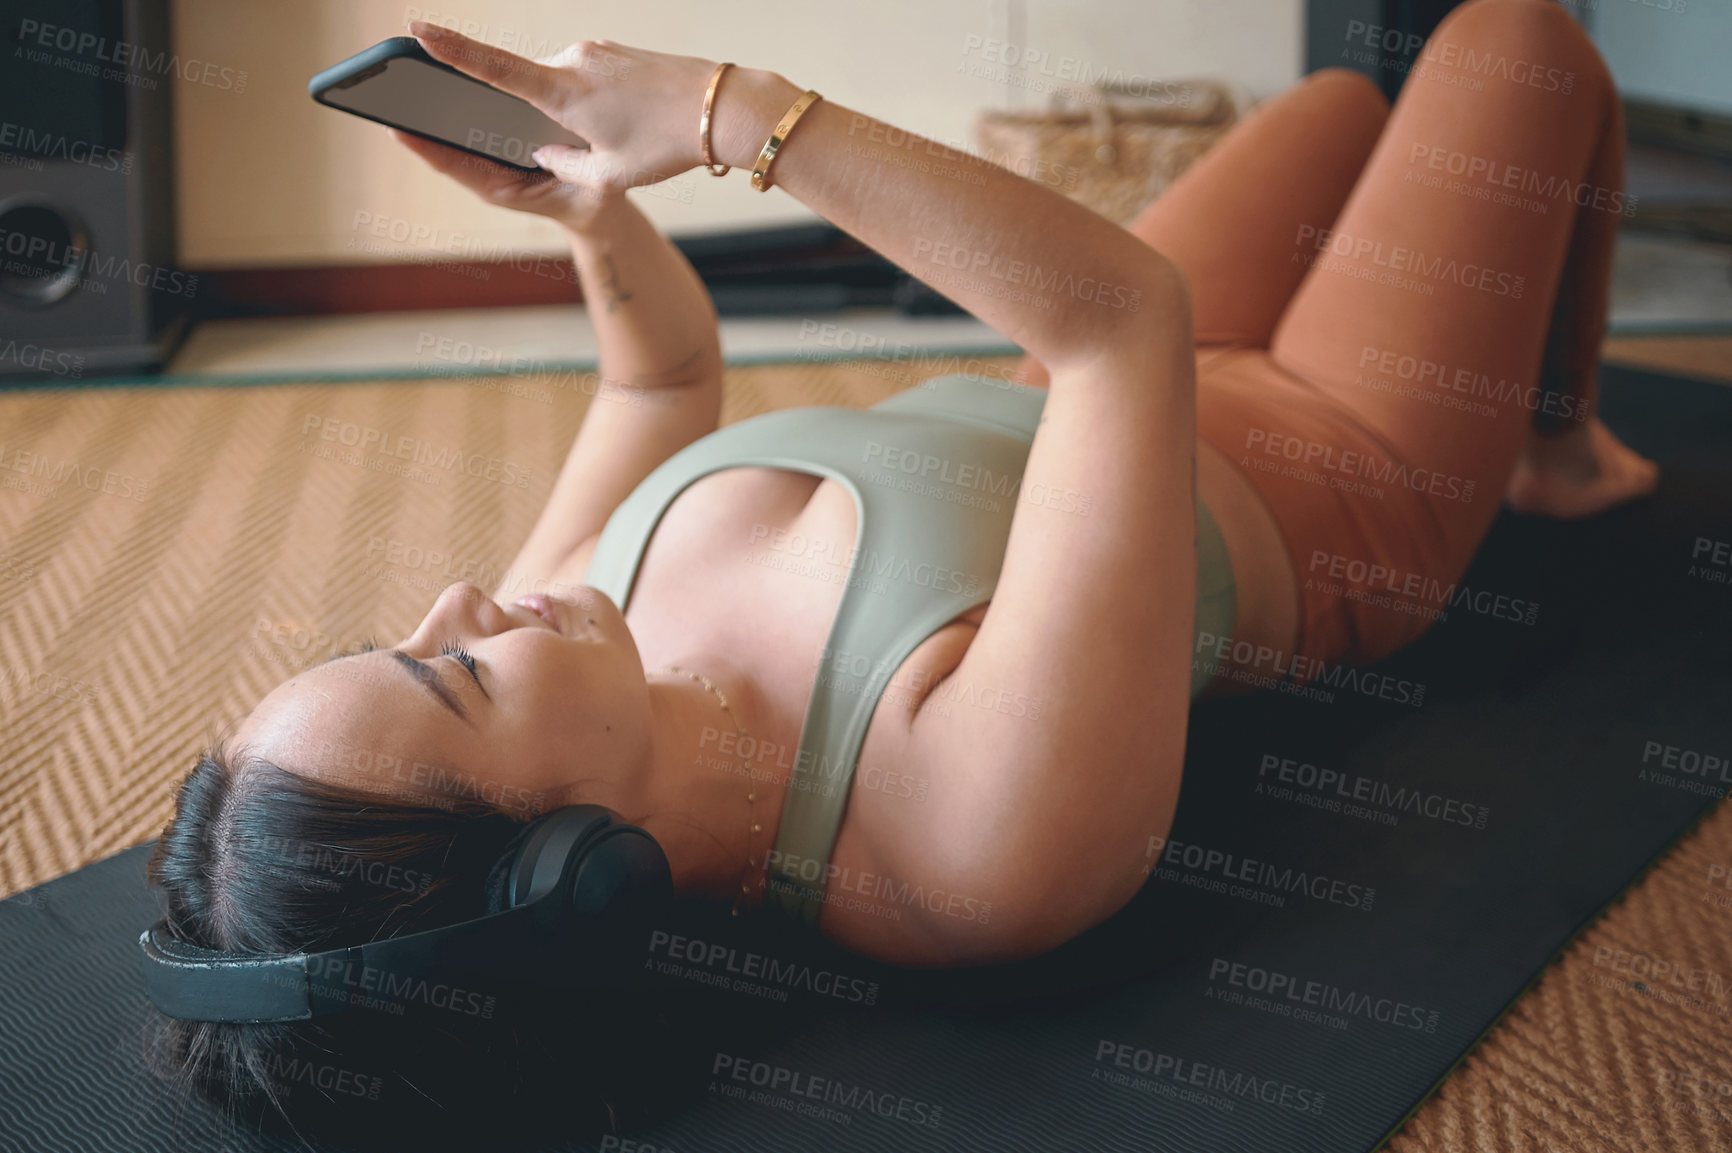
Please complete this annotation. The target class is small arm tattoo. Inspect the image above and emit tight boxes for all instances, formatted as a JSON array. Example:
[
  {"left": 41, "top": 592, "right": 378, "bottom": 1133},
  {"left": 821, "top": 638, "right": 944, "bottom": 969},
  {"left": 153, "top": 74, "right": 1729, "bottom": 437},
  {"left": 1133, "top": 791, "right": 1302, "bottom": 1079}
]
[{"left": 599, "top": 254, "right": 634, "bottom": 314}]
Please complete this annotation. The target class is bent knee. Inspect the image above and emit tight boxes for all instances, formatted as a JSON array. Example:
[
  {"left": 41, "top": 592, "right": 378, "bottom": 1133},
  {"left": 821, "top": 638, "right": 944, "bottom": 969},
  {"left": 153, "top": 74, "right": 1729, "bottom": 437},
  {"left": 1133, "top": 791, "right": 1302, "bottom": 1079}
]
[
  {"left": 1304, "top": 67, "right": 1392, "bottom": 120},
  {"left": 1433, "top": 0, "right": 1615, "bottom": 97},
  {"left": 1292, "top": 68, "right": 1392, "bottom": 144}
]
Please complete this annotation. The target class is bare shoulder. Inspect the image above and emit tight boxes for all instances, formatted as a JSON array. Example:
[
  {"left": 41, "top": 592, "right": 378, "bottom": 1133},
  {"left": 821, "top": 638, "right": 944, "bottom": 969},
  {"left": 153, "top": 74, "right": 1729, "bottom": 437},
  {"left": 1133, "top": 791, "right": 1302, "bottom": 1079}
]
[
  {"left": 816, "top": 332, "right": 1204, "bottom": 965},
  {"left": 815, "top": 606, "right": 1117, "bottom": 967}
]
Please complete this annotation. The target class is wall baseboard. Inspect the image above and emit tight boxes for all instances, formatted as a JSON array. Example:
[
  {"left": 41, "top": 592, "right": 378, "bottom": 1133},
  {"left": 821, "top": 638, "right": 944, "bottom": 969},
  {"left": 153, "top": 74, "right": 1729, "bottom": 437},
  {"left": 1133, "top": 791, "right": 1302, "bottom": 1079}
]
[
  {"left": 1625, "top": 99, "right": 1732, "bottom": 164},
  {"left": 189, "top": 258, "right": 585, "bottom": 319},
  {"left": 185, "top": 224, "right": 953, "bottom": 320}
]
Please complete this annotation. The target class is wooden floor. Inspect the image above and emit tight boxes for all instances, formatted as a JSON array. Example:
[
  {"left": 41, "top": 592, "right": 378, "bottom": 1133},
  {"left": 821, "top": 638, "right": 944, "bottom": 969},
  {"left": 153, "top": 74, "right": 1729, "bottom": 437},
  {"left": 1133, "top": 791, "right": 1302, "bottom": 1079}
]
[{"left": 1603, "top": 335, "right": 1732, "bottom": 384}]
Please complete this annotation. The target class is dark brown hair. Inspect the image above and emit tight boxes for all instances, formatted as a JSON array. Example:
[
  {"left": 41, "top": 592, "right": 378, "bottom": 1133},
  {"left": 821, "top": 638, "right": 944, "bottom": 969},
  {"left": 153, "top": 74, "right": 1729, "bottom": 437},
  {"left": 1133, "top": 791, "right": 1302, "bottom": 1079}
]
[{"left": 144, "top": 739, "right": 661, "bottom": 1150}]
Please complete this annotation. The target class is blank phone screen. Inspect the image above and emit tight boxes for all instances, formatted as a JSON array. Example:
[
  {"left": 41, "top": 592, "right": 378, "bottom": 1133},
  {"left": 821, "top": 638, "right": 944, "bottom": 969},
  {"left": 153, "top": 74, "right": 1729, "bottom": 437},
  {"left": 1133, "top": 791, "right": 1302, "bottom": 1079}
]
[{"left": 322, "top": 56, "right": 587, "bottom": 167}]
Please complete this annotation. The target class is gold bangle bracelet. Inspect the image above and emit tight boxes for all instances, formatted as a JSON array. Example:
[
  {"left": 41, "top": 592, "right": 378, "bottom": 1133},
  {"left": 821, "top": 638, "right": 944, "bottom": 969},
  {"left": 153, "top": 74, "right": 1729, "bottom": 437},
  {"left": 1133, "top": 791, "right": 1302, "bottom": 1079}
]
[
  {"left": 700, "top": 61, "right": 734, "bottom": 176},
  {"left": 751, "top": 88, "right": 822, "bottom": 192}
]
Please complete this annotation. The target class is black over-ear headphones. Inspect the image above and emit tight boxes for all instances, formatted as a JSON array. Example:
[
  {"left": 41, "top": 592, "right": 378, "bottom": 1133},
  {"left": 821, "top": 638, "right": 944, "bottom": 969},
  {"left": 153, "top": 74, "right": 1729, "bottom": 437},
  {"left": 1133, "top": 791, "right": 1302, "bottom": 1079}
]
[{"left": 139, "top": 805, "right": 671, "bottom": 1023}]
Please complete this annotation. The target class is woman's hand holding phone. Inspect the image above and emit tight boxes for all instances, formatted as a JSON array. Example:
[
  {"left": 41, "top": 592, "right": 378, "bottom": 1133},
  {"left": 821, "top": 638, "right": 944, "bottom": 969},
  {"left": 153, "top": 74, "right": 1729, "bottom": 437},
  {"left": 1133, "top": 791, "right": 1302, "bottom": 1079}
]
[
  {"left": 388, "top": 124, "right": 637, "bottom": 234},
  {"left": 399, "top": 21, "right": 773, "bottom": 232}
]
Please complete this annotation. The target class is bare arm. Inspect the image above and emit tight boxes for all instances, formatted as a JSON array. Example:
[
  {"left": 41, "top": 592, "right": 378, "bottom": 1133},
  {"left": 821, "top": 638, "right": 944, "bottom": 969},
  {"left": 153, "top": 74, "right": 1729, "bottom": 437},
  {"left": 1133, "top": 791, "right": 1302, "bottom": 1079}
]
[
  {"left": 407, "top": 26, "right": 1179, "bottom": 378},
  {"left": 703, "top": 68, "right": 1175, "bottom": 375},
  {"left": 389, "top": 130, "right": 725, "bottom": 601},
  {"left": 693, "top": 71, "right": 1196, "bottom": 960},
  {"left": 409, "top": 29, "right": 1200, "bottom": 960},
  {"left": 500, "top": 196, "right": 724, "bottom": 593}
]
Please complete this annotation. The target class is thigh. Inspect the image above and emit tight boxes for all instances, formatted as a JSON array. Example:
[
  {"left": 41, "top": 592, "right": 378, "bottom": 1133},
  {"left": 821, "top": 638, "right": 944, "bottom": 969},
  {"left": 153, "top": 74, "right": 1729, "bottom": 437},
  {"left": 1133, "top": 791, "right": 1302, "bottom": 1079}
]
[
  {"left": 1130, "top": 68, "right": 1388, "bottom": 347},
  {"left": 1196, "top": 348, "right": 1435, "bottom": 676},
  {"left": 1008, "top": 70, "right": 1388, "bottom": 389},
  {"left": 1271, "top": 0, "right": 1621, "bottom": 574}
]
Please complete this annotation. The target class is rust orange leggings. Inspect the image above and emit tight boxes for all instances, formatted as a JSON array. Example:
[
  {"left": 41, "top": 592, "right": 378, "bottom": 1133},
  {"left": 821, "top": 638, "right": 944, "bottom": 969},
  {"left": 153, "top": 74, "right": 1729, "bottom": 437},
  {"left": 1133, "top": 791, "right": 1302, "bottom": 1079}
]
[{"left": 1058, "top": 0, "right": 1622, "bottom": 675}]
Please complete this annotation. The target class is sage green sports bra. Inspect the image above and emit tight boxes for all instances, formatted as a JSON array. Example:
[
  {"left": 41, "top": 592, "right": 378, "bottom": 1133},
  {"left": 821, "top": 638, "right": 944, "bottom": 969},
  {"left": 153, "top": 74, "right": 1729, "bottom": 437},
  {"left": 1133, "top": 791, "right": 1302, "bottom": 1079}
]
[{"left": 584, "top": 373, "right": 1236, "bottom": 926}]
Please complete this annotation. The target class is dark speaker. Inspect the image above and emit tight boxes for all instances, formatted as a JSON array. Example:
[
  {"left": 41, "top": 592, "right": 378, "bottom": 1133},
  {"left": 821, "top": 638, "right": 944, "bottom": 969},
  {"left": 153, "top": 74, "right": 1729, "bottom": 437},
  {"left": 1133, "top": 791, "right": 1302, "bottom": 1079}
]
[{"left": 0, "top": 0, "right": 189, "bottom": 381}]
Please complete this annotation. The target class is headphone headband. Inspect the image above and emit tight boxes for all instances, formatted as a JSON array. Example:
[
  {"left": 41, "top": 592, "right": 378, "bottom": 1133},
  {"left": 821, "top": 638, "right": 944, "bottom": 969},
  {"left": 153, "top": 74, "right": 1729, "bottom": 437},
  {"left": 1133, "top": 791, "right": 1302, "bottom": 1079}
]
[{"left": 139, "top": 805, "right": 670, "bottom": 1023}]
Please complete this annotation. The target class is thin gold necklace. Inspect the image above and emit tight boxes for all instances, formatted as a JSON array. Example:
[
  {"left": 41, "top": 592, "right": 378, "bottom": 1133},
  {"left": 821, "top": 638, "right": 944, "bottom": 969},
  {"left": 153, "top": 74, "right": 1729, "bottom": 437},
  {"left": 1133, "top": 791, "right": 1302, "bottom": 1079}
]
[{"left": 652, "top": 665, "right": 765, "bottom": 916}]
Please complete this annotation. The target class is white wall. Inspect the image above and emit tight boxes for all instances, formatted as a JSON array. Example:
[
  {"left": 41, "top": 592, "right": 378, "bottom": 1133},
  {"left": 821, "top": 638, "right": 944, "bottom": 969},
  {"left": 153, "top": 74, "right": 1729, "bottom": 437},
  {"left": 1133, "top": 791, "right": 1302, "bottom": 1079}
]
[
  {"left": 1589, "top": 0, "right": 1732, "bottom": 116},
  {"left": 170, "top": 0, "right": 1301, "bottom": 268}
]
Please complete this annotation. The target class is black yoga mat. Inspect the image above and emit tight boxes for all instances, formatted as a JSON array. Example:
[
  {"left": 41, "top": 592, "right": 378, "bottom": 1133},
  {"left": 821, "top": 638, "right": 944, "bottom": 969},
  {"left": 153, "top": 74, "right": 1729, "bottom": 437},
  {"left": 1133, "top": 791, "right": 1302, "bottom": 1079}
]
[{"left": 3, "top": 363, "right": 1729, "bottom": 1153}]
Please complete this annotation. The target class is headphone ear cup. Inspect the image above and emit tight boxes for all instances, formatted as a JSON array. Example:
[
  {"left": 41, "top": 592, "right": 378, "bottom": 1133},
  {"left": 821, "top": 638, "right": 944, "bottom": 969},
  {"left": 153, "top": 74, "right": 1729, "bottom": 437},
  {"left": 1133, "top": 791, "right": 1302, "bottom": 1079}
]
[
  {"left": 566, "top": 827, "right": 672, "bottom": 917},
  {"left": 494, "top": 806, "right": 672, "bottom": 919},
  {"left": 484, "top": 822, "right": 541, "bottom": 914}
]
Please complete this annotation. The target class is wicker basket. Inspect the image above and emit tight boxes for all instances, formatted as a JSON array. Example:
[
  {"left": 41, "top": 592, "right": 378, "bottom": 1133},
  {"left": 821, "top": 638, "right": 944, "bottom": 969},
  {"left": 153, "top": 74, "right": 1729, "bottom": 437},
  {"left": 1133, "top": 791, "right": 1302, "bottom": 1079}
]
[{"left": 974, "top": 78, "right": 1253, "bottom": 225}]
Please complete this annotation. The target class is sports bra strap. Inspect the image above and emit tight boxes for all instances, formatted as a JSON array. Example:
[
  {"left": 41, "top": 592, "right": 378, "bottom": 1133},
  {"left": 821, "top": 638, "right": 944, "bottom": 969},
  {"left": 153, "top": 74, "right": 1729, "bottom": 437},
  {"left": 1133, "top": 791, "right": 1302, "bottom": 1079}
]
[{"left": 584, "top": 375, "right": 1234, "bottom": 927}]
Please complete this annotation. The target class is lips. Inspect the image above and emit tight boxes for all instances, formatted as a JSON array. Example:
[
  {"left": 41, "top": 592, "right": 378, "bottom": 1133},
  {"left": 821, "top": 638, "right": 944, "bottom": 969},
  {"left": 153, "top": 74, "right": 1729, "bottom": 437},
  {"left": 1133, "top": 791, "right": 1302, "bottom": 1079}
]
[{"left": 513, "top": 593, "right": 565, "bottom": 635}]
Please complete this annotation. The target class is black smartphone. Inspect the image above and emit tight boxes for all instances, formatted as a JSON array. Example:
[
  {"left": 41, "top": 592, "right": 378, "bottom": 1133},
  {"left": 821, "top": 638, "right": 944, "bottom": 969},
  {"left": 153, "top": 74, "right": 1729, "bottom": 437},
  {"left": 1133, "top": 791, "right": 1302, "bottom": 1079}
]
[{"left": 309, "top": 37, "right": 588, "bottom": 172}]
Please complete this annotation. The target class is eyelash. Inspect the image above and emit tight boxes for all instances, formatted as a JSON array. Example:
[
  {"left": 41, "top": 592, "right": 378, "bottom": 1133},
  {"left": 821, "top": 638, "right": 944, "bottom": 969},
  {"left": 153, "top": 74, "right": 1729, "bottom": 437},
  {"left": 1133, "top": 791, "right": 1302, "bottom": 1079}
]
[
  {"left": 333, "top": 636, "right": 379, "bottom": 660},
  {"left": 440, "top": 638, "right": 481, "bottom": 683}
]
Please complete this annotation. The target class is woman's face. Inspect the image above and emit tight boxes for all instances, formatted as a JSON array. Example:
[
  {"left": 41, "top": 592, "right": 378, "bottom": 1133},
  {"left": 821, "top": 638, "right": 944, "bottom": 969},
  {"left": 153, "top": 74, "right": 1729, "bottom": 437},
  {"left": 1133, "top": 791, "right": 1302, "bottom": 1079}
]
[{"left": 233, "top": 582, "right": 652, "bottom": 815}]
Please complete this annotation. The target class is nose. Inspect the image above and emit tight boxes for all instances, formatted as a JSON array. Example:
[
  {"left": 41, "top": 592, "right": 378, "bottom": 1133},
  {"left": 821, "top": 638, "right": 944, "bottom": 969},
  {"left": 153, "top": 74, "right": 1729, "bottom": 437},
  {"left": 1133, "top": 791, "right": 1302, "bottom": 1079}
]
[{"left": 414, "top": 581, "right": 512, "bottom": 643}]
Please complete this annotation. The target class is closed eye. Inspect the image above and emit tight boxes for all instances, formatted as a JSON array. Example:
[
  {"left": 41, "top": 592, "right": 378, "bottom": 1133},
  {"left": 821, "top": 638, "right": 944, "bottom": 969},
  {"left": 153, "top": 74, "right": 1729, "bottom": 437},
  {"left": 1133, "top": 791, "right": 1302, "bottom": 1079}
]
[
  {"left": 324, "top": 636, "right": 379, "bottom": 663},
  {"left": 440, "top": 638, "right": 487, "bottom": 697}
]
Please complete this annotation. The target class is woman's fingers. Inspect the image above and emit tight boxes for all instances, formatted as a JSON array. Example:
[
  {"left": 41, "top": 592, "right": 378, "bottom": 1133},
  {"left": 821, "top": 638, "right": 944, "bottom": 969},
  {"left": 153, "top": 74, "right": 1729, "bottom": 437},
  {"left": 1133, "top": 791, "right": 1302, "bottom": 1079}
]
[
  {"left": 533, "top": 144, "right": 677, "bottom": 194},
  {"left": 392, "top": 128, "right": 494, "bottom": 179},
  {"left": 530, "top": 144, "right": 594, "bottom": 184},
  {"left": 390, "top": 127, "right": 544, "bottom": 195},
  {"left": 391, "top": 127, "right": 461, "bottom": 169},
  {"left": 407, "top": 21, "right": 565, "bottom": 112}
]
